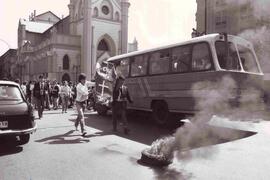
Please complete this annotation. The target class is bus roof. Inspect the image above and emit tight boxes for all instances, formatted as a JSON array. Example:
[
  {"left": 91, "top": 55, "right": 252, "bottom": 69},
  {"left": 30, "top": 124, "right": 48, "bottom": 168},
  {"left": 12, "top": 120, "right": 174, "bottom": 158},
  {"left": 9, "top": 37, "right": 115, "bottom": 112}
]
[{"left": 108, "top": 33, "right": 247, "bottom": 62}]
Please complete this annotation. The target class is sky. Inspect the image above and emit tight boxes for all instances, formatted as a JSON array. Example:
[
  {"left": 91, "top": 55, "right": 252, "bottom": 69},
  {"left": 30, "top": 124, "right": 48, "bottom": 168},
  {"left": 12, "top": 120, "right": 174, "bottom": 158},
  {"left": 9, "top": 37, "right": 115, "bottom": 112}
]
[{"left": 0, "top": 0, "right": 197, "bottom": 56}]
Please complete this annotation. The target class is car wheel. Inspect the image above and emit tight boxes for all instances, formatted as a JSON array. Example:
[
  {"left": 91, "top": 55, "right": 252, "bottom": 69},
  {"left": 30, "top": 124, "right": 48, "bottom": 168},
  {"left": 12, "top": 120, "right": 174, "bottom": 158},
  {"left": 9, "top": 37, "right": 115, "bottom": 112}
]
[{"left": 18, "top": 134, "right": 30, "bottom": 145}]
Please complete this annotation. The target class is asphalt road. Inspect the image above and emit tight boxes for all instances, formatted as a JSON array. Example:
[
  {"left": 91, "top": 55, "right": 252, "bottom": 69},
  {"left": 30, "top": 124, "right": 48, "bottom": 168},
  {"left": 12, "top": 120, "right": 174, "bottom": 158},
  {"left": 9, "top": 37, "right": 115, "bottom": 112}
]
[
  {"left": 0, "top": 108, "right": 270, "bottom": 180},
  {"left": 0, "top": 108, "right": 179, "bottom": 180}
]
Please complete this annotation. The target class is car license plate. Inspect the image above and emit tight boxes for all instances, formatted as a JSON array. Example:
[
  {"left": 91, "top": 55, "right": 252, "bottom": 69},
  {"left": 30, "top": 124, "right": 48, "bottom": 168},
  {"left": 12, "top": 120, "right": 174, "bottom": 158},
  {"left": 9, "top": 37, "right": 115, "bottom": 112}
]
[{"left": 0, "top": 121, "right": 8, "bottom": 128}]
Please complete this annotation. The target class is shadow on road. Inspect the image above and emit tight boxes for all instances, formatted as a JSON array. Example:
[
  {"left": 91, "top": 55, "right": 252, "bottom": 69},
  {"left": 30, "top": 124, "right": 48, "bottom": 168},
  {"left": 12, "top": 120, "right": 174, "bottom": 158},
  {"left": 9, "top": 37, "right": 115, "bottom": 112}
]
[
  {"left": 128, "top": 157, "right": 192, "bottom": 180},
  {"left": 69, "top": 111, "right": 177, "bottom": 145},
  {"left": 68, "top": 111, "right": 257, "bottom": 148},
  {"left": 35, "top": 130, "right": 91, "bottom": 144}
]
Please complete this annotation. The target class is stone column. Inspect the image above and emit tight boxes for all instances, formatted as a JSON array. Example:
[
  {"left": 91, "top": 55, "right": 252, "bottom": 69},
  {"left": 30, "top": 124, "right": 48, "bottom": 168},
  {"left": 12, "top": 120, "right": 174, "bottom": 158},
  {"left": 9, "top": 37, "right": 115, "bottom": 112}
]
[
  {"left": 82, "top": 0, "right": 92, "bottom": 79},
  {"left": 68, "top": 1, "right": 75, "bottom": 35},
  {"left": 121, "top": 0, "right": 130, "bottom": 54}
]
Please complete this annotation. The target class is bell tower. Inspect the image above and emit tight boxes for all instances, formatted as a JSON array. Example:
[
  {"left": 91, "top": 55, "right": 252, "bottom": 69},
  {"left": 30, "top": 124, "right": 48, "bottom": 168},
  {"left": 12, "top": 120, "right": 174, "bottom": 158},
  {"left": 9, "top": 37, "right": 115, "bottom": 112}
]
[
  {"left": 83, "top": 0, "right": 93, "bottom": 78},
  {"left": 120, "top": 0, "right": 130, "bottom": 54}
]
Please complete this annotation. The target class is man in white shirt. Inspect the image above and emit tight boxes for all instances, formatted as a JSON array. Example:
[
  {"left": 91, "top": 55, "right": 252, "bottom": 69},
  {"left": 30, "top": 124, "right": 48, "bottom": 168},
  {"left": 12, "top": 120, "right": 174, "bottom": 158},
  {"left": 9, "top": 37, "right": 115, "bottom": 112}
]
[{"left": 75, "top": 73, "right": 92, "bottom": 136}]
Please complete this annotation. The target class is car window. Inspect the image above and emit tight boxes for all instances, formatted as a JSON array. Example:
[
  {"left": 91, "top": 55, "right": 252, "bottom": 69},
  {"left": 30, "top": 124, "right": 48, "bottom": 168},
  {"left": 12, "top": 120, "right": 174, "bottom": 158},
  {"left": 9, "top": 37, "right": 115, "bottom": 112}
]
[{"left": 0, "top": 85, "right": 23, "bottom": 101}]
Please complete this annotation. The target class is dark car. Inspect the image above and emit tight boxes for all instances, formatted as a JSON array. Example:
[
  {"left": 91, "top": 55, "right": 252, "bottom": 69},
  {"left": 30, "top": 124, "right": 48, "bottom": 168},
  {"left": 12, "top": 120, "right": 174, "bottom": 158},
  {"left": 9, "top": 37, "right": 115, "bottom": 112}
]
[{"left": 0, "top": 80, "right": 36, "bottom": 145}]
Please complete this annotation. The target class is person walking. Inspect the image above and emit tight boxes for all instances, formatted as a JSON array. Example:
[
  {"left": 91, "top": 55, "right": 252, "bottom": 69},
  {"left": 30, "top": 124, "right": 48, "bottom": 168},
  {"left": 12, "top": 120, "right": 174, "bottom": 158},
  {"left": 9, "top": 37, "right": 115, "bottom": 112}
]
[
  {"left": 112, "top": 76, "right": 133, "bottom": 135},
  {"left": 44, "top": 79, "right": 51, "bottom": 110},
  {"left": 33, "top": 75, "right": 45, "bottom": 119},
  {"left": 75, "top": 73, "right": 91, "bottom": 136},
  {"left": 21, "top": 81, "right": 27, "bottom": 96},
  {"left": 26, "top": 81, "right": 32, "bottom": 103},
  {"left": 60, "top": 81, "right": 71, "bottom": 113},
  {"left": 51, "top": 80, "right": 60, "bottom": 110}
]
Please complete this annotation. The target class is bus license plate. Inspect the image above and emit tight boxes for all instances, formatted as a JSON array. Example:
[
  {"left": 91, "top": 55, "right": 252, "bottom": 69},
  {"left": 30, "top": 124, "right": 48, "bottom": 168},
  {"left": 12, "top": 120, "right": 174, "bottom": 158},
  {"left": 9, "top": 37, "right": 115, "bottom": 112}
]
[{"left": 0, "top": 121, "right": 8, "bottom": 128}]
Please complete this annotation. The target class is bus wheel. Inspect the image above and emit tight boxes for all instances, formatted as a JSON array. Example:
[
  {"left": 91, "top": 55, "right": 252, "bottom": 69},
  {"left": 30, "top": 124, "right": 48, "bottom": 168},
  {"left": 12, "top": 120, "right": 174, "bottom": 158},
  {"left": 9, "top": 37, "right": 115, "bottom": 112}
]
[
  {"left": 96, "top": 104, "right": 108, "bottom": 116},
  {"left": 152, "top": 101, "right": 170, "bottom": 126}
]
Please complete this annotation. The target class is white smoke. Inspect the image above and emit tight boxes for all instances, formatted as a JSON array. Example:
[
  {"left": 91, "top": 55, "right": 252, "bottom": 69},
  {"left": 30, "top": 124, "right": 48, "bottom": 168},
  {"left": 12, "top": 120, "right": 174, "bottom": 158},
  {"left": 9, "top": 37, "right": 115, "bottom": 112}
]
[
  {"left": 238, "top": 26, "right": 270, "bottom": 73},
  {"left": 146, "top": 75, "right": 265, "bottom": 162},
  {"left": 226, "top": 0, "right": 270, "bottom": 20},
  {"left": 173, "top": 75, "right": 264, "bottom": 160}
]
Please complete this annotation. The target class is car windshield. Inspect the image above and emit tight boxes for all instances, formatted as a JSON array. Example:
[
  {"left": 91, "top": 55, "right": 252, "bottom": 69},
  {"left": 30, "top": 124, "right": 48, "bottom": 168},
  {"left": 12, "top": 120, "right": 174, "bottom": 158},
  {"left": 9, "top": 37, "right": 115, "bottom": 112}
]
[
  {"left": 215, "top": 41, "right": 241, "bottom": 71},
  {"left": 0, "top": 85, "right": 23, "bottom": 101}
]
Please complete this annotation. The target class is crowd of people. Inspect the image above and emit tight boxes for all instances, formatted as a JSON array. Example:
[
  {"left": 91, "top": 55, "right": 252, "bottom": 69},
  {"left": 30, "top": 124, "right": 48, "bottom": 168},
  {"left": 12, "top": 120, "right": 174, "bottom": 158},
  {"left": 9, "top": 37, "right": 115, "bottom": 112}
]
[
  {"left": 1, "top": 72, "right": 133, "bottom": 136},
  {"left": 9, "top": 75, "right": 96, "bottom": 117}
]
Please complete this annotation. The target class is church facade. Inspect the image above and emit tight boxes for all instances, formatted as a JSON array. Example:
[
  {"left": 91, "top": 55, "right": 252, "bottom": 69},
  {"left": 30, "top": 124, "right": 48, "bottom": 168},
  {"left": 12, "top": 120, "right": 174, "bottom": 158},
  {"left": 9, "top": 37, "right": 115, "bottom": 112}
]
[{"left": 16, "top": 0, "right": 137, "bottom": 82}]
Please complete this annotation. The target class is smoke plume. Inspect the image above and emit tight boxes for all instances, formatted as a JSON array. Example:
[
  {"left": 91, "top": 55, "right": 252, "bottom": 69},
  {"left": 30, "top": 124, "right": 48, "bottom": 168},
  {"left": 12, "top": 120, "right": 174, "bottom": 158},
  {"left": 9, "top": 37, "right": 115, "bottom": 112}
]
[{"left": 145, "top": 0, "right": 270, "bottom": 163}]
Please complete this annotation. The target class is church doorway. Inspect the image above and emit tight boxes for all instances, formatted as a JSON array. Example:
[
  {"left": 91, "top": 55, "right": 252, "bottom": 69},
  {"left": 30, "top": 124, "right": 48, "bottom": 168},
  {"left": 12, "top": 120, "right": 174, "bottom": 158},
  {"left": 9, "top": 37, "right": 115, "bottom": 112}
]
[
  {"left": 96, "top": 35, "right": 116, "bottom": 71},
  {"left": 62, "top": 73, "right": 71, "bottom": 82}
]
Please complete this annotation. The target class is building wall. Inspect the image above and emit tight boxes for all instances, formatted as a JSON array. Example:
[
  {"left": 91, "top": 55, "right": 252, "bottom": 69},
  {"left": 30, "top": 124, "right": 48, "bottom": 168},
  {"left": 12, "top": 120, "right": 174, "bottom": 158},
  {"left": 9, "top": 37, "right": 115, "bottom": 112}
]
[
  {"left": 13, "top": 0, "right": 132, "bottom": 82},
  {"left": 196, "top": 0, "right": 255, "bottom": 35}
]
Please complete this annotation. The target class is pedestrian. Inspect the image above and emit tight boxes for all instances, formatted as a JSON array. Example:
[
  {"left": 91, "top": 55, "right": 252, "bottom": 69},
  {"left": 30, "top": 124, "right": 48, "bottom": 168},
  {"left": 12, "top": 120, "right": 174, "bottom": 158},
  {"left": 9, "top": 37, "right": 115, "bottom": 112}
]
[
  {"left": 112, "top": 76, "right": 133, "bottom": 135},
  {"left": 44, "top": 79, "right": 51, "bottom": 110},
  {"left": 14, "top": 78, "right": 21, "bottom": 85},
  {"left": 30, "top": 81, "right": 35, "bottom": 106},
  {"left": 51, "top": 80, "right": 60, "bottom": 110},
  {"left": 33, "top": 75, "right": 45, "bottom": 119},
  {"left": 60, "top": 81, "right": 71, "bottom": 113},
  {"left": 26, "top": 81, "right": 32, "bottom": 103},
  {"left": 68, "top": 81, "right": 74, "bottom": 108},
  {"left": 75, "top": 73, "right": 91, "bottom": 136},
  {"left": 21, "top": 81, "right": 27, "bottom": 96}
]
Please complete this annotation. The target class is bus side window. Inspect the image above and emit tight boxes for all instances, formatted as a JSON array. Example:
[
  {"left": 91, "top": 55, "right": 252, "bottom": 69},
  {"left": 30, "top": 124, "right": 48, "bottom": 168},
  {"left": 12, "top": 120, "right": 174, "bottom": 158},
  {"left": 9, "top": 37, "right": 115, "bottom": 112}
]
[
  {"left": 192, "top": 43, "right": 212, "bottom": 71},
  {"left": 149, "top": 51, "right": 170, "bottom": 75},
  {"left": 131, "top": 55, "right": 148, "bottom": 77},
  {"left": 120, "top": 59, "right": 130, "bottom": 77},
  {"left": 171, "top": 46, "right": 191, "bottom": 73}
]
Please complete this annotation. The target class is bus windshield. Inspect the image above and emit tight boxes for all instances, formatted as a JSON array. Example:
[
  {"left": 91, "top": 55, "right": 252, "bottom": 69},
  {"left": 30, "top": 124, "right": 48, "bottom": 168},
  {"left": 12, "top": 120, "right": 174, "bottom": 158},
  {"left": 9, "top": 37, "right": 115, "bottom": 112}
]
[
  {"left": 215, "top": 41, "right": 260, "bottom": 73},
  {"left": 237, "top": 44, "right": 260, "bottom": 73},
  {"left": 215, "top": 41, "right": 241, "bottom": 71}
]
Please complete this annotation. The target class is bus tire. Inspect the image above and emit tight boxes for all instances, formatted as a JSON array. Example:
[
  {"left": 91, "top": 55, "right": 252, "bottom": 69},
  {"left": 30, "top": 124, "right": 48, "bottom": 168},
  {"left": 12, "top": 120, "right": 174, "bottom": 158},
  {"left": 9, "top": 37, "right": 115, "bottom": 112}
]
[
  {"left": 152, "top": 101, "right": 170, "bottom": 126},
  {"left": 96, "top": 104, "right": 108, "bottom": 116}
]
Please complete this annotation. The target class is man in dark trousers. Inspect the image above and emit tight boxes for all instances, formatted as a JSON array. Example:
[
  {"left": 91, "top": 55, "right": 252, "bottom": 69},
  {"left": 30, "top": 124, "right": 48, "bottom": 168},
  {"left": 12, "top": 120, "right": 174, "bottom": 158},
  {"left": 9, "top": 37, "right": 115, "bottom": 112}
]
[
  {"left": 33, "top": 75, "right": 45, "bottom": 119},
  {"left": 112, "top": 76, "right": 133, "bottom": 134}
]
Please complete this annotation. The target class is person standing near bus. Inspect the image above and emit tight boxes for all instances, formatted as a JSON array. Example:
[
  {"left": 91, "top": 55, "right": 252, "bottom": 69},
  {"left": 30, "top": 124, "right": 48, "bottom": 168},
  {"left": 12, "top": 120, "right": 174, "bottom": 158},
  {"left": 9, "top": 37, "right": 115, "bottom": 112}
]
[
  {"left": 112, "top": 76, "right": 133, "bottom": 135},
  {"left": 75, "top": 73, "right": 91, "bottom": 136}
]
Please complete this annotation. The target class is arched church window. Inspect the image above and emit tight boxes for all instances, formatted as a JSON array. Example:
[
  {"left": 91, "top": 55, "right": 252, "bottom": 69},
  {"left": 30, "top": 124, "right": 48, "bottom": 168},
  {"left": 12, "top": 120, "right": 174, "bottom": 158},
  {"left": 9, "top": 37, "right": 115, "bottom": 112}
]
[
  {"left": 93, "top": 7, "right": 99, "bottom": 17},
  {"left": 63, "top": 55, "right": 70, "bottom": 70},
  {"left": 102, "top": 5, "right": 110, "bottom": 15},
  {"left": 115, "top": 12, "right": 120, "bottom": 21},
  {"left": 98, "top": 39, "right": 109, "bottom": 51}
]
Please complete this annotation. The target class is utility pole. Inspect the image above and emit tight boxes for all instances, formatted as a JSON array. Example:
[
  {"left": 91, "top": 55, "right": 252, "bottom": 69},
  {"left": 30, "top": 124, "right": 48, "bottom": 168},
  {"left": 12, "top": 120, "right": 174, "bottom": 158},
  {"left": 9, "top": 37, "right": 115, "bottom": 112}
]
[{"left": 205, "top": 0, "right": 207, "bottom": 34}]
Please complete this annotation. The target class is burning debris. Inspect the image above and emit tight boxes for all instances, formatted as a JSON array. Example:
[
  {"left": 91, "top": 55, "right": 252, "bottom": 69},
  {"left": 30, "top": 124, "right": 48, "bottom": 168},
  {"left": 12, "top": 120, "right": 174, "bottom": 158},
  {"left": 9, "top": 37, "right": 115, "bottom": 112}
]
[
  {"left": 140, "top": 136, "right": 175, "bottom": 166},
  {"left": 140, "top": 75, "right": 265, "bottom": 166}
]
